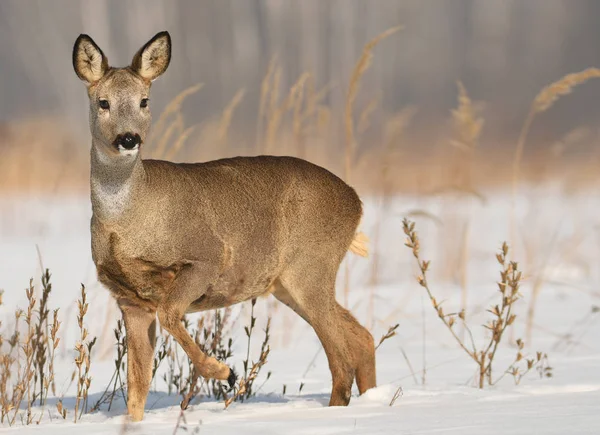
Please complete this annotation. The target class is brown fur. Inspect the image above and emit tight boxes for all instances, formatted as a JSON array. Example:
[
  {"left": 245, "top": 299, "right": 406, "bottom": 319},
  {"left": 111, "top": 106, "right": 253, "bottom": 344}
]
[{"left": 73, "top": 31, "right": 376, "bottom": 421}]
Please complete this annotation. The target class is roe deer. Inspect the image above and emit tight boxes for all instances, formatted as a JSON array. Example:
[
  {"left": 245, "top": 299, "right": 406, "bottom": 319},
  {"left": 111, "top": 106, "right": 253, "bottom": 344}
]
[{"left": 72, "top": 31, "right": 375, "bottom": 421}]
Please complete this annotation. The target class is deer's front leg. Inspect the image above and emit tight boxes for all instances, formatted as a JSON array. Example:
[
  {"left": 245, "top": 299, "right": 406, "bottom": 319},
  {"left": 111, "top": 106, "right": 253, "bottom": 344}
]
[
  {"left": 157, "top": 264, "right": 235, "bottom": 385},
  {"left": 120, "top": 300, "right": 156, "bottom": 422}
]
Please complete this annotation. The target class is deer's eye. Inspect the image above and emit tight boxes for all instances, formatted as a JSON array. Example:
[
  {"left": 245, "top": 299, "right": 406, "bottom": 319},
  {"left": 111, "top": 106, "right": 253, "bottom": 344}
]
[
  {"left": 140, "top": 98, "right": 149, "bottom": 108},
  {"left": 98, "top": 99, "right": 110, "bottom": 110}
]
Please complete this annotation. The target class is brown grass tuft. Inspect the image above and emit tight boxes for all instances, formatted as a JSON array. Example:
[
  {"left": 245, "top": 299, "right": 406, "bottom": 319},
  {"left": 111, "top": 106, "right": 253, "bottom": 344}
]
[
  {"left": 402, "top": 218, "right": 551, "bottom": 389},
  {"left": 73, "top": 284, "right": 96, "bottom": 423}
]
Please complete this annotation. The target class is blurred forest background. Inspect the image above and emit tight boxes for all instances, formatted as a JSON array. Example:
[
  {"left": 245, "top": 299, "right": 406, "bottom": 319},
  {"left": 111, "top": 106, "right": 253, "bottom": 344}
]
[{"left": 2, "top": 0, "right": 600, "bottom": 193}]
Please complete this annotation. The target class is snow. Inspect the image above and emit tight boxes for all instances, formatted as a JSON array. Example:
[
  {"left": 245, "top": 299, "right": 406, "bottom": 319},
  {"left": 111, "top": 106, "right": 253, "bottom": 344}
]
[{"left": 1, "top": 186, "right": 600, "bottom": 434}]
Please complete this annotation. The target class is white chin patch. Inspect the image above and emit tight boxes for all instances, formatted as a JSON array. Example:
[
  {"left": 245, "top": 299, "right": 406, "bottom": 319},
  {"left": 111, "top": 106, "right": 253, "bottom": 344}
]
[{"left": 118, "top": 145, "right": 139, "bottom": 155}]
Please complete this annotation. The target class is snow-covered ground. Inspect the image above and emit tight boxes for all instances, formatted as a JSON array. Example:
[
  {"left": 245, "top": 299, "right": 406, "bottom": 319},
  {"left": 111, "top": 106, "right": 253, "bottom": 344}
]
[{"left": 1, "top": 186, "right": 599, "bottom": 434}]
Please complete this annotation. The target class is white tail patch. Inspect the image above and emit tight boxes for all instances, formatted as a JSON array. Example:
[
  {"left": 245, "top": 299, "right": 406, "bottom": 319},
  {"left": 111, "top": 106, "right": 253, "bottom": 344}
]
[{"left": 349, "top": 232, "right": 369, "bottom": 257}]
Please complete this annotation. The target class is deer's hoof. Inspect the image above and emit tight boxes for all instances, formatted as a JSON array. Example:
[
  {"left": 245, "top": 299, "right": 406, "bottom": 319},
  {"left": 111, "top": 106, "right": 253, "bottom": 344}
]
[{"left": 227, "top": 367, "right": 237, "bottom": 389}]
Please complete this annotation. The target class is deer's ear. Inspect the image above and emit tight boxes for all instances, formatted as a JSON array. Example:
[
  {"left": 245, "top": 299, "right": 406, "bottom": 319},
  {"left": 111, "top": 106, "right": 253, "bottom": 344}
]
[
  {"left": 73, "top": 34, "right": 108, "bottom": 85},
  {"left": 131, "top": 31, "right": 171, "bottom": 82}
]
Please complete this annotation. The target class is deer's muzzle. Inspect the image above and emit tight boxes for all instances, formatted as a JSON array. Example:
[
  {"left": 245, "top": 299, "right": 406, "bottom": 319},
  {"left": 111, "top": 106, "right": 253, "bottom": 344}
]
[{"left": 113, "top": 133, "right": 141, "bottom": 150}]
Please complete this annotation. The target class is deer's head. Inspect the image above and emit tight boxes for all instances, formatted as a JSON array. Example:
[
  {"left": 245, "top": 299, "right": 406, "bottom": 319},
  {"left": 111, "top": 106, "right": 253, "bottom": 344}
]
[{"left": 73, "top": 31, "right": 171, "bottom": 158}]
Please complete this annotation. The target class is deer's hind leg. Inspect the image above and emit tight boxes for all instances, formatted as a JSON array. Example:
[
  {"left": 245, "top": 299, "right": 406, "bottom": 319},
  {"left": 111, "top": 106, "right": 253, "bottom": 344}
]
[{"left": 274, "top": 259, "right": 376, "bottom": 406}]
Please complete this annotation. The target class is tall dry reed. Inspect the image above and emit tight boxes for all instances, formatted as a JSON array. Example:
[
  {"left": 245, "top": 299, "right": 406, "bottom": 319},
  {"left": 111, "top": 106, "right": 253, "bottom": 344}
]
[
  {"left": 510, "top": 68, "right": 600, "bottom": 341},
  {"left": 344, "top": 25, "right": 401, "bottom": 183}
]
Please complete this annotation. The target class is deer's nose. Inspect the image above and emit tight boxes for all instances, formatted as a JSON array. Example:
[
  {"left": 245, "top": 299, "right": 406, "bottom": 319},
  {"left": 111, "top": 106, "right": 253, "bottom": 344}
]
[{"left": 116, "top": 132, "right": 141, "bottom": 150}]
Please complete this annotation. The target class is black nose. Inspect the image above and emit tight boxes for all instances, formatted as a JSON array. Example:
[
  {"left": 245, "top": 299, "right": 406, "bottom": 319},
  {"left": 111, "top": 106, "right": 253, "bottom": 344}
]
[{"left": 116, "top": 132, "right": 141, "bottom": 150}]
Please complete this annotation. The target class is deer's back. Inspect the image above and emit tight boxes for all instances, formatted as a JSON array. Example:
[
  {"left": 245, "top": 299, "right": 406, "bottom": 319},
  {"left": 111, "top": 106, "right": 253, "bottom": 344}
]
[
  {"left": 145, "top": 155, "right": 361, "bottom": 242},
  {"left": 143, "top": 155, "right": 361, "bottom": 259}
]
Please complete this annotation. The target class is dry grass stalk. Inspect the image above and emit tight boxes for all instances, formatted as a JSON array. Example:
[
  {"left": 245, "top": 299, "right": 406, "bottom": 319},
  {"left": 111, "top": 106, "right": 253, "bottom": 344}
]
[
  {"left": 164, "top": 125, "right": 198, "bottom": 161},
  {"left": 153, "top": 113, "right": 184, "bottom": 159},
  {"left": 292, "top": 77, "right": 335, "bottom": 157},
  {"left": 389, "top": 386, "right": 403, "bottom": 406},
  {"left": 12, "top": 281, "right": 36, "bottom": 425},
  {"left": 0, "top": 292, "right": 3, "bottom": 397},
  {"left": 403, "top": 220, "right": 475, "bottom": 356},
  {"left": 152, "top": 84, "right": 203, "bottom": 145},
  {"left": 367, "top": 108, "right": 415, "bottom": 326},
  {"left": 498, "top": 341, "right": 553, "bottom": 385},
  {"left": 552, "top": 305, "right": 599, "bottom": 354},
  {"left": 264, "top": 72, "right": 310, "bottom": 153},
  {"left": 511, "top": 68, "right": 600, "bottom": 253},
  {"left": 458, "top": 222, "right": 470, "bottom": 335},
  {"left": 268, "top": 67, "right": 282, "bottom": 128},
  {"left": 161, "top": 333, "right": 180, "bottom": 396},
  {"left": 218, "top": 89, "right": 246, "bottom": 146},
  {"left": 383, "top": 108, "right": 416, "bottom": 155},
  {"left": 0, "top": 273, "right": 92, "bottom": 426},
  {"left": 92, "top": 318, "right": 127, "bottom": 413},
  {"left": 509, "top": 69, "right": 600, "bottom": 341},
  {"left": 172, "top": 400, "right": 203, "bottom": 435},
  {"left": 400, "top": 347, "right": 419, "bottom": 385},
  {"left": 345, "top": 25, "right": 401, "bottom": 182},
  {"left": 32, "top": 269, "right": 52, "bottom": 407},
  {"left": 533, "top": 68, "right": 600, "bottom": 113},
  {"left": 447, "top": 83, "right": 483, "bottom": 336},
  {"left": 357, "top": 96, "right": 380, "bottom": 135},
  {"left": 196, "top": 308, "right": 235, "bottom": 400},
  {"left": 1, "top": 307, "right": 21, "bottom": 424},
  {"left": 316, "top": 106, "right": 331, "bottom": 135},
  {"left": 179, "top": 371, "right": 200, "bottom": 411},
  {"left": 292, "top": 76, "right": 308, "bottom": 149},
  {"left": 297, "top": 79, "right": 333, "bottom": 157},
  {"left": 258, "top": 64, "right": 283, "bottom": 154},
  {"left": 224, "top": 346, "right": 270, "bottom": 409},
  {"left": 56, "top": 400, "right": 67, "bottom": 420},
  {"left": 239, "top": 302, "right": 271, "bottom": 402},
  {"left": 39, "top": 308, "right": 60, "bottom": 423},
  {"left": 0, "top": 289, "right": 7, "bottom": 423},
  {"left": 450, "top": 81, "right": 483, "bottom": 155},
  {"left": 242, "top": 299, "right": 258, "bottom": 386},
  {"left": 73, "top": 284, "right": 96, "bottom": 423},
  {"left": 150, "top": 84, "right": 204, "bottom": 160},
  {"left": 426, "top": 186, "right": 487, "bottom": 204},
  {"left": 139, "top": 308, "right": 241, "bottom": 407},
  {"left": 524, "top": 226, "right": 561, "bottom": 344},
  {"left": 138, "top": 303, "right": 269, "bottom": 410},
  {"left": 402, "top": 218, "right": 551, "bottom": 389},
  {"left": 375, "top": 324, "right": 399, "bottom": 350},
  {"left": 256, "top": 56, "right": 278, "bottom": 151}
]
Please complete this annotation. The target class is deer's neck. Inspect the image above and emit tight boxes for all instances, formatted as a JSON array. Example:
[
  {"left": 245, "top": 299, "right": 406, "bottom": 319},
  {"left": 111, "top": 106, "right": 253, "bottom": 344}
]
[{"left": 90, "top": 140, "right": 146, "bottom": 223}]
